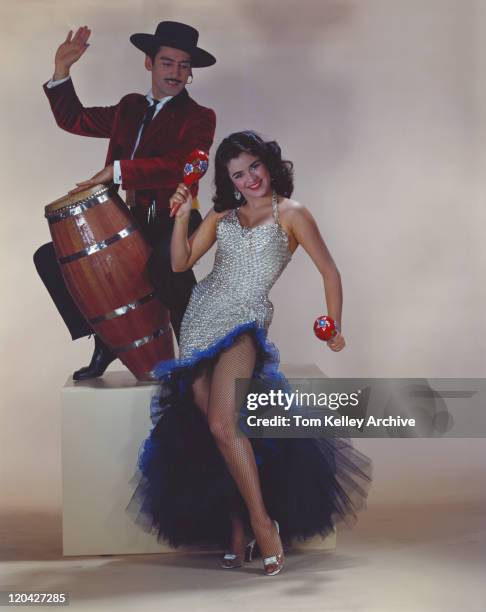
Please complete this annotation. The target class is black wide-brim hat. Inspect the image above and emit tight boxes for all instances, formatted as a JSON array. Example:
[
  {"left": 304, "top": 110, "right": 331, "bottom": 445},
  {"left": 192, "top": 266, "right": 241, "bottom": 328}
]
[{"left": 130, "top": 21, "right": 216, "bottom": 68}]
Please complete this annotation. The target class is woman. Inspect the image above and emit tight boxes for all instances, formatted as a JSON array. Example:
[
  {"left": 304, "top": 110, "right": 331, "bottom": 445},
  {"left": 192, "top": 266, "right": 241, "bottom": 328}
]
[{"left": 128, "top": 131, "right": 372, "bottom": 576}]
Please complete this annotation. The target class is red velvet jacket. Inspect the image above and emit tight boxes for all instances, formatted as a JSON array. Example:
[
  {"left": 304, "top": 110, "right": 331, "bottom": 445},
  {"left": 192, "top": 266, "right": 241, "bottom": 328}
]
[{"left": 43, "top": 78, "right": 216, "bottom": 213}]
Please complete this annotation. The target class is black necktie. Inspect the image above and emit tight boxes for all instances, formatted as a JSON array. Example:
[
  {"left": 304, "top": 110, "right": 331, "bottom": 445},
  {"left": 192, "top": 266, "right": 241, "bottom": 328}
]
[
  {"left": 139, "top": 99, "right": 159, "bottom": 225},
  {"left": 139, "top": 99, "right": 159, "bottom": 142}
]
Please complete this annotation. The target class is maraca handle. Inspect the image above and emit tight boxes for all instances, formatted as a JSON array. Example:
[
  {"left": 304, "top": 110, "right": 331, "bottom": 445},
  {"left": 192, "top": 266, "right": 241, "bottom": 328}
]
[
  {"left": 170, "top": 196, "right": 192, "bottom": 218},
  {"left": 169, "top": 201, "right": 182, "bottom": 218}
]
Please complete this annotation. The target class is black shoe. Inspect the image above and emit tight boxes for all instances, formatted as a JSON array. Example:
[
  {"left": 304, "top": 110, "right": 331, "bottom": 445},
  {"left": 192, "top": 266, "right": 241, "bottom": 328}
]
[{"left": 73, "top": 335, "right": 116, "bottom": 381}]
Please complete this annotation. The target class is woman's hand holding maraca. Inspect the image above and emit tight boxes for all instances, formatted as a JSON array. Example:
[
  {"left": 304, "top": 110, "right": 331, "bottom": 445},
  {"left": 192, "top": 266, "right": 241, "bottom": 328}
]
[
  {"left": 327, "top": 331, "right": 345, "bottom": 352},
  {"left": 169, "top": 183, "right": 192, "bottom": 218},
  {"left": 313, "top": 315, "right": 346, "bottom": 352}
]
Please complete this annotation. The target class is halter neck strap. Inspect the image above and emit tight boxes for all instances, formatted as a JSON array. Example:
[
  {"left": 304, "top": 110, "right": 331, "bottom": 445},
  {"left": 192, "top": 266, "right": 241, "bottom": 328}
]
[{"left": 272, "top": 192, "right": 281, "bottom": 227}]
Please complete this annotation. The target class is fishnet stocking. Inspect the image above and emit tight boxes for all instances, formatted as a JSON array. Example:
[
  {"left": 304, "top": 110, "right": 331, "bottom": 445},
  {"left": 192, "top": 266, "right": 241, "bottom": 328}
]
[{"left": 191, "top": 333, "right": 283, "bottom": 561}]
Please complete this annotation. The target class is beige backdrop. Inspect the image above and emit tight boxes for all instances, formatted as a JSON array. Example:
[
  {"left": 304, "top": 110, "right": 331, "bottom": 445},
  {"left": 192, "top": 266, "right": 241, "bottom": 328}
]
[{"left": 1, "top": 0, "right": 485, "bottom": 512}]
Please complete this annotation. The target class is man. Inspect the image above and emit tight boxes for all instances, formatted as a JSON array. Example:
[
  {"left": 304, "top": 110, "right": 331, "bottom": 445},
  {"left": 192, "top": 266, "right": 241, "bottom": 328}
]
[{"left": 34, "top": 21, "right": 216, "bottom": 380}]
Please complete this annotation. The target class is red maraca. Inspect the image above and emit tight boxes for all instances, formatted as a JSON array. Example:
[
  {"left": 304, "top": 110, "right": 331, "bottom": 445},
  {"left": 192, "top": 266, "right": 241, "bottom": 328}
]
[
  {"left": 183, "top": 149, "right": 209, "bottom": 186},
  {"left": 170, "top": 149, "right": 209, "bottom": 217},
  {"left": 313, "top": 315, "right": 338, "bottom": 341}
]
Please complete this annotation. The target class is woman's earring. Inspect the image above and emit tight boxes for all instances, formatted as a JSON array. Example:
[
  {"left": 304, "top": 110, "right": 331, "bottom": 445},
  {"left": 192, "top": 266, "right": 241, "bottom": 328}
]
[
  {"left": 187, "top": 75, "right": 193, "bottom": 84},
  {"left": 234, "top": 188, "right": 242, "bottom": 201}
]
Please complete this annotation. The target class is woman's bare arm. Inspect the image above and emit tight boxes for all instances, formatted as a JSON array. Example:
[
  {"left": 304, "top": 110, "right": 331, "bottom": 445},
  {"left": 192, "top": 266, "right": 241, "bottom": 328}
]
[
  {"left": 170, "top": 183, "right": 224, "bottom": 272},
  {"left": 171, "top": 209, "right": 223, "bottom": 272},
  {"left": 287, "top": 202, "right": 345, "bottom": 352}
]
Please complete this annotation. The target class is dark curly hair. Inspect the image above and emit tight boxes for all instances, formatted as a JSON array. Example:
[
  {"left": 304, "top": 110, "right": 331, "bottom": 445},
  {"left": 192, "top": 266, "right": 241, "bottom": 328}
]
[{"left": 212, "top": 131, "right": 294, "bottom": 212}]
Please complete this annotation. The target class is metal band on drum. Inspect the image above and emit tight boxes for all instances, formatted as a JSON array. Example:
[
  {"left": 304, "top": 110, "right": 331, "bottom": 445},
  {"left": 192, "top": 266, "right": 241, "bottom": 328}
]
[
  {"left": 88, "top": 292, "right": 156, "bottom": 325},
  {"left": 45, "top": 186, "right": 113, "bottom": 222},
  {"left": 58, "top": 225, "right": 137, "bottom": 264},
  {"left": 46, "top": 192, "right": 111, "bottom": 224},
  {"left": 112, "top": 325, "right": 170, "bottom": 354}
]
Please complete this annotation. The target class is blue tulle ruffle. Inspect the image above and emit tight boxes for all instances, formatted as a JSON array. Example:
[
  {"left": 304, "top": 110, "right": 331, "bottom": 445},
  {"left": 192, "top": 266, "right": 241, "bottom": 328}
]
[{"left": 150, "top": 321, "right": 288, "bottom": 426}]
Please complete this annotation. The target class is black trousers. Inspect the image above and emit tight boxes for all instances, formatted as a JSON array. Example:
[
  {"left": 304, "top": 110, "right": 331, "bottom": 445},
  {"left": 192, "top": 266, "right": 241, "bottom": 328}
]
[{"left": 33, "top": 208, "right": 203, "bottom": 343}]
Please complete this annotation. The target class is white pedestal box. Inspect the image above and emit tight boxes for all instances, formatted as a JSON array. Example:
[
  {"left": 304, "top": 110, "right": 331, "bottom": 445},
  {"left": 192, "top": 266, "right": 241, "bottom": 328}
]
[{"left": 61, "top": 366, "right": 336, "bottom": 556}]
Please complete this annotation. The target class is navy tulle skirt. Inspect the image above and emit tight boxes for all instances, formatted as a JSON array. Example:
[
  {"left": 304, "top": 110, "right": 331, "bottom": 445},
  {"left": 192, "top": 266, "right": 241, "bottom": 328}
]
[{"left": 127, "top": 322, "right": 372, "bottom": 548}]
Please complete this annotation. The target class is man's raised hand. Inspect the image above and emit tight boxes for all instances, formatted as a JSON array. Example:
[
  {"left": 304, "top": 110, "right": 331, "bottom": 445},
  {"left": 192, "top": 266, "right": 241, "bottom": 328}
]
[{"left": 54, "top": 26, "right": 91, "bottom": 80}]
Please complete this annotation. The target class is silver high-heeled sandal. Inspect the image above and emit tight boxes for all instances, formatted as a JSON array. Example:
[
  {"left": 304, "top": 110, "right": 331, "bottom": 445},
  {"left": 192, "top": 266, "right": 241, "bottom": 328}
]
[
  {"left": 262, "top": 520, "right": 284, "bottom": 576},
  {"left": 220, "top": 539, "right": 257, "bottom": 569}
]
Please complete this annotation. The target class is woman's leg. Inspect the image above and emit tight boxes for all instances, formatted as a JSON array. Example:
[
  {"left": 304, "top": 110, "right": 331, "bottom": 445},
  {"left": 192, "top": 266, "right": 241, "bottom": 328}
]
[
  {"left": 207, "top": 333, "right": 283, "bottom": 563},
  {"left": 192, "top": 364, "right": 247, "bottom": 558},
  {"left": 192, "top": 365, "right": 212, "bottom": 418}
]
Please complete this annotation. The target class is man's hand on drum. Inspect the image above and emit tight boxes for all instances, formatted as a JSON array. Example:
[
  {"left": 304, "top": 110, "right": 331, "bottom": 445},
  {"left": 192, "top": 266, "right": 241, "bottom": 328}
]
[
  {"left": 69, "top": 165, "right": 114, "bottom": 195},
  {"left": 54, "top": 26, "right": 91, "bottom": 80},
  {"left": 169, "top": 183, "right": 192, "bottom": 218}
]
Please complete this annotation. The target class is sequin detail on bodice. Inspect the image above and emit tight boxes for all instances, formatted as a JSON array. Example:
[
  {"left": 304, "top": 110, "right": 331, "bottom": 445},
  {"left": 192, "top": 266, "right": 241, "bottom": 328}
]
[{"left": 179, "top": 199, "right": 292, "bottom": 359}]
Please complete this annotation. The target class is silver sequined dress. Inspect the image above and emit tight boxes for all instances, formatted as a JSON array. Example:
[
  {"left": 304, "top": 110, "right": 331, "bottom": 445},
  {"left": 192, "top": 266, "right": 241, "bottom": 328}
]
[
  {"left": 178, "top": 198, "right": 292, "bottom": 359},
  {"left": 129, "top": 197, "right": 372, "bottom": 550}
]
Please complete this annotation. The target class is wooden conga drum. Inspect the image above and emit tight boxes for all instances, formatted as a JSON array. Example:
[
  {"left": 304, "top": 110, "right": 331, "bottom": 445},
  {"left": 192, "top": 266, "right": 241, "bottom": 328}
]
[{"left": 45, "top": 183, "right": 174, "bottom": 380}]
